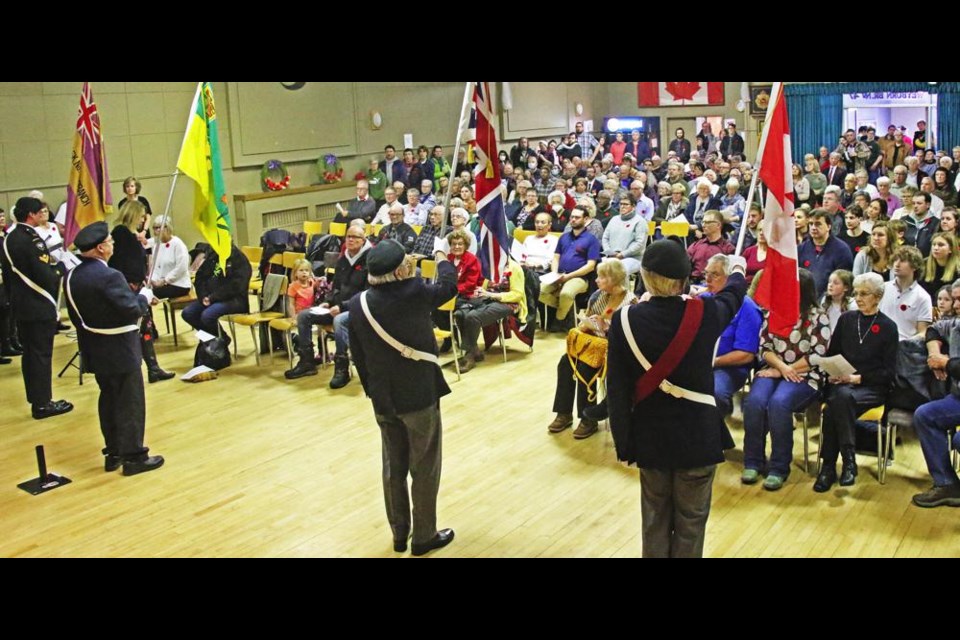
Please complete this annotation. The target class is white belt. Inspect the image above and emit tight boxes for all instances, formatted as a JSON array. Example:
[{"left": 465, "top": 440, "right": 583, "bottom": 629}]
[
  {"left": 359, "top": 290, "right": 439, "bottom": 364},
  {"left": 65, "top": 268, "right": 140, "bottom": 336},
  {"left": 619, "top": 305, "right": 716, "bottom": 406},
  {"left": 2, "top": 233, "right": 59, "bottom": 311}
]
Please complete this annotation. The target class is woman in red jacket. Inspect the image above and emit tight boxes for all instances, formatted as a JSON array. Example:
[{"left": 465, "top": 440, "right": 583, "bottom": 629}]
[{"left": 447, "top": 229, "right": 483, "bottom": 296}]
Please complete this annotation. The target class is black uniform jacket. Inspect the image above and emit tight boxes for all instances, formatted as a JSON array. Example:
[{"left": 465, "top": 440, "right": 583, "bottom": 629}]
[
  {"left": 607, "top": 273, "right": 746, "bottom": 469},
  {"left": 348, "top": 261, "right": 458, "bottom": 416},
  {"left": 0, "top": 223, "right": 61, "bottom": 322},
  {"left": 64, "top": 257, "right": 149, "bottom": 376}
]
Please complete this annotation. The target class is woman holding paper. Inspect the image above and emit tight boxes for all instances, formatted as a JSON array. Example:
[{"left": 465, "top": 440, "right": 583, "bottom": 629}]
[
  {"left": 812, "top": 272, "right": 899, "bottom": 492},
  {"left": 742, "top": 270, "right": 830, "bottom": 491}
]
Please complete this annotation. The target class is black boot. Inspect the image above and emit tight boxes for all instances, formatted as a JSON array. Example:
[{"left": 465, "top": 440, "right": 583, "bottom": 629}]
[
  {"left": 839, "top": 446, "right": 858, "bottom": 486},
  {"left": 142, "top": 338, "right": 175, "bottom": 383},
  {"left": 285, "top": 349, "right": 318, "bottom": 379},
  {"left": 329, "top": 354, "right": 351, "bottom": 389},
  {"left": 1, "top": 341, "right": 22, "bottom": 356},
  {"left": 813, "top": 465, "right": 837, "bottom": 493}
]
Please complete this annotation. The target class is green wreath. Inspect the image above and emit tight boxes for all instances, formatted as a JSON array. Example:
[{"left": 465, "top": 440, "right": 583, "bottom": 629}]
[
  {"left": 261, "top": 159, "right": 290, "bottom": 191},
  {"left": 318, "top": 154, "right": 344, "bottom": 184}
]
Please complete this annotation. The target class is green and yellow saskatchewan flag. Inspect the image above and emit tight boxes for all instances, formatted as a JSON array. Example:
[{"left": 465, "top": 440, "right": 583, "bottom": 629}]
[{"left": 177, "top": 82, "right": 232, "bottom": 270}]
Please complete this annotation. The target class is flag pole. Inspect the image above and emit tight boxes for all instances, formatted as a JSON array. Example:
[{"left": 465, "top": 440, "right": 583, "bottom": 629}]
[
  {"left": 147, "top": 83, "right": 202, "bottom": 283},
  {"left": 439, "top": 81, "right": 475, "bottom": 241},
  {"left": 735, "top": 81, "right": 783, "bottom": 255}
]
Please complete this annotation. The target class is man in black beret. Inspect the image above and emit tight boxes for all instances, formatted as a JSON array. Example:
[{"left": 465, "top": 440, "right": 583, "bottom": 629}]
[
  {"left": 346, "top": 239, "right": 458, "bottom": 556},
  {"left": 606, "top": 240, "right": 748, "bottom": 558},
  {"left": 0, "top": 197, "right": 72, "bottom": 419},
  {"left": 64, "top": 221, "right": 164, "bottom": 476}
]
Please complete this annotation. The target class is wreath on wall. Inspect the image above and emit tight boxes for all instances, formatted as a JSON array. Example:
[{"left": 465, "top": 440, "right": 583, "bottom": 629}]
[
  {"left": 319, "top": 154, "right": 345, "bottom": 184},
  {"left": 261, "top": 159, "right": 291, "bottom": 191}
]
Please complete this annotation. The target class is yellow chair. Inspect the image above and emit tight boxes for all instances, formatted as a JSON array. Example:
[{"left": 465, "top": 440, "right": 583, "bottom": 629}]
[
  {"left": 420, "top": 259, "right": 437, "bottom": 279},
  {"left": 282, "top": 251, "right": 306, "bottom": 274},
  {"left": 303, "top": 220, "right": 323, "bottom": 237},
  {"left": 226, "top": 274, "right": 287, "bottom": 366},
  {"left": 369, "top": 224, "right": 383, "bottom": 238},
  {"left": 412, "top": 225, "right": 423, "bottom": 235},
  {"left": 513, "top": 229, "right": 536, "bottom": 244},
  {"left": 328, "top": 222, "right": 347, "bottom": 237},
  {"left": 802, "top": 404, "right": 890, "bottom": 482},
  {"left": 241, "top": 245, "right": 263, "bottom": 265},
  {"left": 647, "top": 221, "right": 657, "bottom": 238},
  {"left": 434, "top": 295, "right": 460, "bottom": 381},
  {"left": 660, "top": 220, "right": 691, "bottom": 246}
]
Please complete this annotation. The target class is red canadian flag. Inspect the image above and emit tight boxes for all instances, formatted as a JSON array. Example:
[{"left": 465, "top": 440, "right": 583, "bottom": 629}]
[
  {"left": 752, "top": 83, "right": 799, "bottom": 337},
  {"left": 637, "top": 82, "right": 724, "bottom": 106}
]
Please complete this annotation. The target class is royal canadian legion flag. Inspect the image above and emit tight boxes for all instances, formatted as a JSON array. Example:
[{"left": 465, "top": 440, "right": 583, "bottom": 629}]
[{"left": 637, "top": 82, "right": 724, "bottom": 107}]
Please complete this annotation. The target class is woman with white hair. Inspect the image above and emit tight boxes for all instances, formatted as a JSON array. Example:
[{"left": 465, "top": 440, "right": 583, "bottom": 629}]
[
  {"left": 148, "top": 217, "right": 191, "bottom": 300},
  {"left": 448, "top": 208, "right": 478, "bottom": 254},
  {"left": 812, "top": 272, "right": 898, "bottom": 492},
  {"left": 545, "top": 190, "right": 571, "bottom": 232},
  {"left": 719, "top": 178, "right": 746, "bottom": 223},
  {"left": 685, "top": 179, "right": 722, "bottom": 231}
]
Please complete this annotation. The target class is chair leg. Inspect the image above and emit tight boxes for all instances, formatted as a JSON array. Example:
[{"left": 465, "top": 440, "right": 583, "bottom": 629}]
[
  {"left": 285, "top": 331, "right": 294, "bottom": 369},
  {"left": 169, "top": 303, "right": 179, "bottom": 348},
  {"left": 251, "top": 325, "right": 260, "bottom": 366},
  {"left": 450, "top": 309, "right": 460, "bottom": 381},
  {"left": 499, "top": 321, "right": 507, "bottom": 363},
  {"left": 162, "top": 303, "right": 170, "bottom": 334},
  {"left": 800, "top": 413, "right": 809, "bottom": 475},
  {"left": 267, "top": 325, "right": 274, "bottom": 364},
  {"left": 227, "top": 321, "right": 239, "bottom": 358}
]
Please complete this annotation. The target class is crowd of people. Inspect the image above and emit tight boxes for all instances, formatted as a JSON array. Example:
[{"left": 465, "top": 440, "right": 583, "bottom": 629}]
[{"left": 4, "top": 116, "right": 960, "bottom": 557}]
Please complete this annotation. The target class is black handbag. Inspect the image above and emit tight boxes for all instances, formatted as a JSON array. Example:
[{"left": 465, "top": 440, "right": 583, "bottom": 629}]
[{"left": 194, "top": 335, "right": 232, "bottom": 371}]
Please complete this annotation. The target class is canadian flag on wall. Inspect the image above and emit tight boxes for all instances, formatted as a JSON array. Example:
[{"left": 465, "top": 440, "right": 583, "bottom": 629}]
[{"left": 637, "top": 82, "right": 724, "bottom": 106}]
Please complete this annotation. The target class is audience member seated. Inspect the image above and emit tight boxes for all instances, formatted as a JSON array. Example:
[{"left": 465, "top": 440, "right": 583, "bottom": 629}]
[
  {"left": 285, "top": 228, "right": 370, "bottom": 385},
  {"left": 448, "top": 208, "right": 478, "bottom": 254},
  {"left": 812, "top": 273, "right": 898, "bottom": 492},
  {"left": 686, "top": 179, "right": 723, "bottom": 230},
  {"left": 743, "top": 269, "right": 830, "bottom": 491},
  {"left": 402, "top": 188, "right": 429, "bottom": 227},
  {"left": 548, "top": 260, "right": 636, "bottom": 440},
  {"left": 697, "top": 254, "right": 762, "bottom": 418},
  {"left": 376, "top": 205, "right": 418, "bottom": 253},
  {"left": 148, "top": 217, "right": 191, "bottom": 300},
  {"left": 601, "top": 194, "right": 647, "bottom": 275},
  {"left": 820, "top": 269, "right": 857, "bottom": 332},
  {"left": 371, "top": 185, "right": 403, "bottom": 225},
  {"left": 904, "top": 192, "right": 941, "bottom": 256},
  {"left": 687, "top": 210, "right": 734, "bottom": 283},
  {"left": 517, "top": 188, "right": 544, "bottom": 230},
  {"left": 797, "top": 209, "right": 853, "bottom": 297},
  {"left": 853, "top": 221, "right": 897, "bottom": 282},
  {"left": 411, "top": 206, "right": 444, "bottom": 260},
  {"left": 879, "top": 245, "right": 931, "bottom": 341},
  {"left": 182, "top": 243, "right": 252, "bottom": 337},
  {"left": 454, "top": 258, "right": 527, "bottom": 373},
  {"left": 920, "top": 232, "right": 959, "bottom": 301},
  {"left": 741, "top": 225, "right": 766, "bottom": 284},
  {"left": 334, "top": 179, "right": 376, "bottom": 224},
  {"left": 540, "top": 207, "right": 601, "bottom": 332},
  {"left": 911, "top": 281, "right": 960, "bottom": 507},
  {"left": 521, "top": 212, "right": 558, "bottom": 272}
]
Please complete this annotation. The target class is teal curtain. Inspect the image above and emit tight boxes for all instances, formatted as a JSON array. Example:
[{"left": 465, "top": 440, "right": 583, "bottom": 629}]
[
  {"left": 787, "top": 93, "right": 842, "bottom": 163},
  {"left": 785, "top": 83, "right": 932, "bottom": 96},
  {"left": 938, "top": 92, "right": 960, "bottom": 153}
]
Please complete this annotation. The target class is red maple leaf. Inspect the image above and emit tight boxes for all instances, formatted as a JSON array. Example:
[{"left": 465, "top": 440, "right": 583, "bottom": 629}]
[{"left": 664, "top": 82, "right": 701, "bottom": 101}]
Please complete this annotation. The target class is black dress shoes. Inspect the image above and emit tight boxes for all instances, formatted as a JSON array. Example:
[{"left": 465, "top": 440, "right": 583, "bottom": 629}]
[
  {"left": 1, "top": 344, "right": 22, "bottom": 357},
  {"left": 32, "top": 399, "right": 74, "bottom": 420},
  {"left": 104, "top": 455, "right": 122, "bottom": 472},
  {"left": 813, "top": 468, "right": 837, "bottom": 493},
  {"left": 839, "top": 461, "right": 858, "bottom": 487},
  {"left": 122, "top": 455, "right": 165, "bottom": 476},
  {"left": 411, "top": 528, "right": 455, "bottom": 557},
  {"left": 0, "top": 355, "right": 10, "bottom": 365},
  {"left": 394, "top": 533, "right": 410, "bottom": 553}
]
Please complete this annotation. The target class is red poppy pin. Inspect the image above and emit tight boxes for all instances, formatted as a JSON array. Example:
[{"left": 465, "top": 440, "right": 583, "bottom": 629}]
[
  {"left": 900, "top": 304, "right": 907, "bottom": 311},
  {"left": 803, "top": 319, "right": 811, "bottom": 328},
  {"left": 803, "top": 260, "right": 811, "bottom": 267},
  {"left": 544, "top": 239, "right": 549, "bottom": 244},
  {"left": 871, "top": 325, "right": 880, "bottom": 334},
  {"left": 855, "top": 246, "right": 861, "bottom": 252},
  {"left": 355, "top": 265, "right": 362, "bottom": 271}
]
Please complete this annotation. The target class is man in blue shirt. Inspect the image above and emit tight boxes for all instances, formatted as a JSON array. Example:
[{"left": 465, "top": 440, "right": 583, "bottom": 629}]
[
  {"left": 540, "top": 206, "right": 600, "bottom": 331},
  {"left": 700, "top": 254, "right": 762, "bottom": 419},
  {"left": 797, "top": 209, "right": 853, "bottom": 297}
]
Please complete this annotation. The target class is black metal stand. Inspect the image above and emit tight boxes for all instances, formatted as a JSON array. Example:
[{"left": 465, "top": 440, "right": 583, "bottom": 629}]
[
  {"left": 17, "top": 445, "right": 71, "bottom": 495},
  {"left": 57, "top": 350, "right": 83, "bottom": 385}
]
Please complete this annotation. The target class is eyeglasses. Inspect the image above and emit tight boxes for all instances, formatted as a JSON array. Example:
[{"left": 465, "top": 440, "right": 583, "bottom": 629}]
[
  {"left": 704, "top": 271, "right": 724, "bottom": 280},
  {"left": 346, "top": 235, "right": 365, "bottom": 240}
]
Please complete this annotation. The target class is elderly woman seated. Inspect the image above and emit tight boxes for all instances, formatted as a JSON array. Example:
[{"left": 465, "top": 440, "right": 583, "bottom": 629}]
[
  {"left": 148, "top": 216, "right": 192, "bottom": 300},
  {"left": 454, "top": 258, "right": 527, "bottom": 372},
  {"left": 812, "top": 272, "right": 899, "bottom": 492},
  {"left": 547, "top": 260, "right": 637, "bottom": 440}
]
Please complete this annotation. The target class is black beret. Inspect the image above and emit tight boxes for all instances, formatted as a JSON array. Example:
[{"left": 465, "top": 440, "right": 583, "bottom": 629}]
[
  {"left": 367, "top": 239, "right": 406, "bottom": 276},
  {"left": 74, "top": 221, "right": 110, "bottom": 252},
  {"left": 642, "top": 239, "right": 691, "bottom": 280}
]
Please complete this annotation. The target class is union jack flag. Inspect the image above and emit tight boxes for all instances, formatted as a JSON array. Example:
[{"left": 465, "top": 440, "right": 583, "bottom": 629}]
[{"left": 470, "top": 82, "right": 510, "bottom": 282}]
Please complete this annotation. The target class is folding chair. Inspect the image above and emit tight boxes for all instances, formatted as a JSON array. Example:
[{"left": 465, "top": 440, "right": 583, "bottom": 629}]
[{"left": 226, "top": 273, "right": 288, "bottom": 366}]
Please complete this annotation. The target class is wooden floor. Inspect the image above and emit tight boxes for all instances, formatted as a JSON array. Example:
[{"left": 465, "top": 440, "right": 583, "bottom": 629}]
[{"left": 1, "top": 311, "right": 958, "bottom": 558}]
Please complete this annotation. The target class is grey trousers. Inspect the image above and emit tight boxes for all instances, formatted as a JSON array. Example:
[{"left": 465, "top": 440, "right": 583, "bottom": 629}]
[
  {"left": 455, "top": 301, "right": 512, "bottom": 352},
  {"left": 640, "top": 465, "right": 717, "bottom": 558},
  {"left": 375, "top": 403, "right": 443, "bottom": 546}
]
